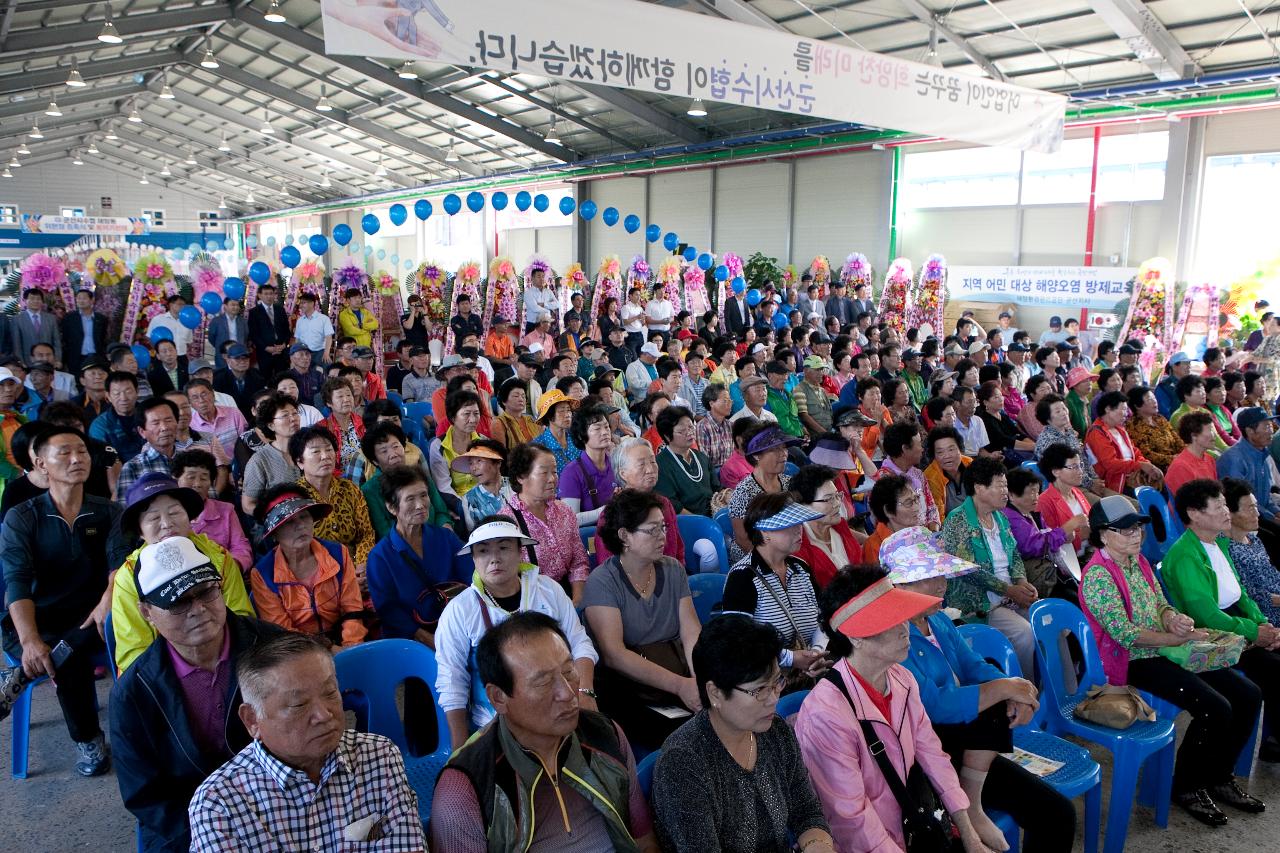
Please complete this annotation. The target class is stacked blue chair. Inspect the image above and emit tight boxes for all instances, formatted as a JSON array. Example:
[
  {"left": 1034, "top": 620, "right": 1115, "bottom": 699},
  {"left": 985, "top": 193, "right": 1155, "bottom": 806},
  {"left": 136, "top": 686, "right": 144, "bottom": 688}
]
[
  {"left": 334, "top": 640, "right": 453, "bottom": 825},
  {"left": 580, "top": 525, "right": 598, "bottom": 569},
  {"left": 688, "top": 573, "right": 728, "bottom": 624},
  {"left": 1134, "top": 486, "right": 1180, "bottom": 567},
  {"left": 958, "top": 623, "right": 1103, "bottom": 853},
  {"left": 387, "top": 390, "right": 406, "bottom": 415},
  {"left": 1027, "top": 599, "right": 1175, "bottom": 853},
  {"left": 404, "top": 401, "right": 434, "bottom": 430},
  {"left": 1019, "top": 459, "right": 1048, "bottom": 489},
  {"left": 774, "top": 688, "right": 809, "bottom": 722},
  {"left": 637, "top": 749, "right": 660, "bottom": 798},
  {"left": 676, "top": 514, "right": 730, "bottom": 574},
  {"left": 713, "top": 508, "right": 733, "bottom": 540}
]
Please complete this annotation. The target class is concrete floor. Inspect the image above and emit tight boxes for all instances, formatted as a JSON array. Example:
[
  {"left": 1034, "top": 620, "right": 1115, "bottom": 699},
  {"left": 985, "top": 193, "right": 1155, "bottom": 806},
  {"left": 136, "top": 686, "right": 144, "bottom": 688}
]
[{"left": 2, "top": 675, "right": 1279, "bottom": 852}]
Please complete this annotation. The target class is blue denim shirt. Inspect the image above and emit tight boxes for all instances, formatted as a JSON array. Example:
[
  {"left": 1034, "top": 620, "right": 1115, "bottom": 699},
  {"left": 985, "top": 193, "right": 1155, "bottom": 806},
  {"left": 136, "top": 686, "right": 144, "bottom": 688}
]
[{"left": 1218, "top": 439, "right": 1279, "bottom": 520}]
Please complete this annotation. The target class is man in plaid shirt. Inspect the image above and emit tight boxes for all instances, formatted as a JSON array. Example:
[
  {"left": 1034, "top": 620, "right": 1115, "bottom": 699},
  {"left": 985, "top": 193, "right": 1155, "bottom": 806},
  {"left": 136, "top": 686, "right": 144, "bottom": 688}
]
[{"left": 188, "top": 633, "right": 424, "bottom": 851}]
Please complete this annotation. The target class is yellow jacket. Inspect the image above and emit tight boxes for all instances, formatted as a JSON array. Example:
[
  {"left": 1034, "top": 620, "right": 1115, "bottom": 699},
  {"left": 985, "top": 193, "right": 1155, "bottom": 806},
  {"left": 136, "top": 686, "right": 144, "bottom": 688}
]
[
  {"left": 110, "top": 533, "right": 255, "bottom": 673},
  {"left": 923, "top": 456, "right": 971, "bottom": 517},
  {"left": 338, "top": 306, "right": 379, "bottom": 347}
]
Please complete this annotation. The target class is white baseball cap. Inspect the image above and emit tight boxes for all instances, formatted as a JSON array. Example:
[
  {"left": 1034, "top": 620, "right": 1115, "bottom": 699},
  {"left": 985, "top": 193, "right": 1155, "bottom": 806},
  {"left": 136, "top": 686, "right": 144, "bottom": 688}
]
[
  {"left": 0, "top": 367, "right": 17, "bottom": 384},
  {"left": 135, "top": 536, "right": 221, "bottom": 608},
  {"left": 457, "top": 520, "right": 538, "bottom": 555},
  {"left": 640, "top": 342, "right": 662, "bottom": 358}
]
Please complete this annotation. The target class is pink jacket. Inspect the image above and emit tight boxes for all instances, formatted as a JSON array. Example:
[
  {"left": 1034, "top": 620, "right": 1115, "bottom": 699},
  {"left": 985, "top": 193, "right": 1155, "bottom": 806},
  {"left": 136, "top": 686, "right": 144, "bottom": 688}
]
[
  {"left": 795, "top": 660, "right": 968, "bottom": 853},
  {"left": 191, "top": 498, "right": 253, "bottom": 573}
]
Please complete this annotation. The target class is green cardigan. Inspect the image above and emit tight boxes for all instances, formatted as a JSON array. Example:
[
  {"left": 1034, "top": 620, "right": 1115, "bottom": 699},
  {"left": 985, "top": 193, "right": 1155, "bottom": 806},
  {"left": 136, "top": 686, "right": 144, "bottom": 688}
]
[
  {"left": 941, "top": 497, "right": 1025, "bottom": 617},
  {"left": 1162, "top": 529, "right": 1265, "bottom": 642}
]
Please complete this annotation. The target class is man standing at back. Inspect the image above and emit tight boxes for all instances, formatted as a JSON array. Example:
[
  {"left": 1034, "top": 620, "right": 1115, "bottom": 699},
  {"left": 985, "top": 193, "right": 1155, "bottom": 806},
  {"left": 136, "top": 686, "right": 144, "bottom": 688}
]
[
  {"left": 61, "top": 288, "right": 107, "bottom": 375},
  {"left": 13, "top": 288, "right": 62, "bottom": 368},
  {"left": 206, "top": 297, "right": 248, "bottom": 371},
  {"left": 247, "top": 284, "right": 291, "bottom": 379}
]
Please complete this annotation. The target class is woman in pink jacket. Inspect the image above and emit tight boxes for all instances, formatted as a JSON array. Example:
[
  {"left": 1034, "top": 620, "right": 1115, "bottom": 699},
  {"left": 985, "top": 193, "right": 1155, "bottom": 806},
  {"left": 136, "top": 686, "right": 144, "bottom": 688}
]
[{"left": 795, "top": 565, "right": 1001, "bottom": 853}]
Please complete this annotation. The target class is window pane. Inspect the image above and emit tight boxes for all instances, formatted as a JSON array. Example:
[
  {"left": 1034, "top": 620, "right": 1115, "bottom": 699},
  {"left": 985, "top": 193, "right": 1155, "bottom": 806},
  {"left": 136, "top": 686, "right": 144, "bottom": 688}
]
[
  {"left": 1096, "top": 131, "right": 1167, "bottom": 202},
  {"left": 1020, "top": 137, "right": 1094, "bottom": 205},
  {"left": 901, "top": 147, "right": 1021, "bottom": 208},
  {"left": 1196, "top": 152, "right": 1280, "bottom": 283}
]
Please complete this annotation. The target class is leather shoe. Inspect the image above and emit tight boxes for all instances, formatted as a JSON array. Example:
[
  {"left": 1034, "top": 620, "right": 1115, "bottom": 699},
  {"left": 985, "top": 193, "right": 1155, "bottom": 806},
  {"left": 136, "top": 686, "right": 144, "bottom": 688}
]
[
  {"left": 1210, "top": 780, "right": 1266, "bottom": 814},
  {"left": 1258, "top": 737, "right": 1280, "bottom": 763},
  {"left": 1175, "top": 789, "right": 1228, "bottom": 827}
]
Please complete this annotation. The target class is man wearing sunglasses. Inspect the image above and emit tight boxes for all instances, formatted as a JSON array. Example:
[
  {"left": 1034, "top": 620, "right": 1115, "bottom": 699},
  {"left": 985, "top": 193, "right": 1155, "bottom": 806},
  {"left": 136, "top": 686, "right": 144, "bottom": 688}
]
[{"left": 110, "top": 536, "right": 283, "bottom": 853}]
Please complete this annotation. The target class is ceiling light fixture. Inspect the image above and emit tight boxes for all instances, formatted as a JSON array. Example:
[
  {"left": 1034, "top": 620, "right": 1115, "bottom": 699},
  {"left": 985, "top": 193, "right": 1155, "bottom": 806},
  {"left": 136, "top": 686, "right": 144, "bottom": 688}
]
[
  {"left": 217, "top": 133, "right": 231, "bottom": 152},
  {"left": 139, "top": 173, "right": 149, "bottom": 185},
  {"left": 926, "top": 25, "right": 942, "bottom": 67},
  {"left": 545, "top": 118, "right": 561, "bottom": 146},
  {"left": 260, "top": 110, "right": 274, "bottom": 135},
  {"left": 687, "top": 98, "right": 707, "bottom": 117},
  {"left": 315, "top": 85, "right": 333, "bottom": 112},
  {"left": 245, "top": 189, "right": 255, "bottom": 205},
  {"left": 444, "top": 140, "right": 458, "bottom": 162},
  {"left": 320, "top": 171, "right": 331, "bottom": 188},
  {"left": 7, "top": 156, "right": 20, "bottom": 169},
  {"left": 264, "top": 0, "right": 287, "bottom": 23},
  {"left": 97, "top": 4, "right": 122, "bottom": 44},
  {"left": 127, "top": 105, "right": 142, "bottom": 123},
  {"left": 16, "top": 141, "right": 30, "bottom": 155},
  {"left": 87, "top": 140, "right": 100, "bottom": 154},
  {"left": 2, "top": 168, "right": 12, "bottom": 179},
  {"left": 217, "top": 196, "right": 227, "bottom": 210},
  {"left": 397, "top": 61, "right": 417, "bottom": 79},
  {"left": 45, "top": 101, "right": 62, "bottom": 117},
  {"left": 200, "top": 41, "right": 219, "bottom": 69},
  {"left": 159, "top": 74, "right": 175, "bottom": 99},
  {"left": 104, "top": 125, "right": 118, "bottom": 140},
  {"left": 160, "top": 162, "right": 172, "bottom": 176},
  {"left": 66, "top": 59, "right": 86, "bottom": 88},
  {"left": 29, "top": 122, "right": 43, "bottom": 139},
  {"left": 184, "top": 147, "right": 197, "bottom": 165},
  {"left": 73, "top": 152, "right": 85, "bottom": 165},
  {"left": 375, "top": 156, "right": 387, "bottom": 177}
]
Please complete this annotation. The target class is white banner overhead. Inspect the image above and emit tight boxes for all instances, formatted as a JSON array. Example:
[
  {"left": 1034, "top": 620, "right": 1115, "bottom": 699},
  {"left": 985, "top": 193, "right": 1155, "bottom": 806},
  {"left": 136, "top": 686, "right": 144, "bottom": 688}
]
[
  {"left": 950, "top": 266, "right": 1137, "bottom": 309},
  {"left": 319, "top": 0, "right": 1066, "bottom": 153}
]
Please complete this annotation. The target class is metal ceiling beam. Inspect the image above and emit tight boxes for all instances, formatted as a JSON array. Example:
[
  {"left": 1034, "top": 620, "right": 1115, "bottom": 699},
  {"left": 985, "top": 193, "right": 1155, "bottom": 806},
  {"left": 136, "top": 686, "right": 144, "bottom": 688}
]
[
  {"left": 0, "top": 82, "right": 145, "bottom": 122},
  {"left": 133, "top": 106, "right": 366, "bottom": 197},
  {"left": 0, "top": 106, "right": 120, "bottom": 140},
  {"left": 187, "top": 60, "right": 483, "bottom": 178},
  {"left": 0, "top": 5, "right": 229, "bottom": 54},
  {"left": 232, "top": 5, "right": 574, "bottom": 162},
  {"left": 1090, "top": 0, "right": 1199, "bottom": 81},
  {"left": 479, "top": 77, "right": 640, "bottom": 148},
  {"left": 897, "top": 0, "right": 1006, "bottom": 81},
  {"left": 0, "top": 121, "right": 104, "bottom": 149},
  {"left": 24, "top": 141, "right": 240, "bottom": 204},
  {"left": 0, "top": 50, "right": 182, "bottom": 97},
  {"left": 681, "top": 0, "right": 786, "bottom": 30},
  {"left": 158, "top": 83, "right": 417, "bottom": 188},
  {"left": 564, "top": 82, "right": 704, "bottom": 143}
]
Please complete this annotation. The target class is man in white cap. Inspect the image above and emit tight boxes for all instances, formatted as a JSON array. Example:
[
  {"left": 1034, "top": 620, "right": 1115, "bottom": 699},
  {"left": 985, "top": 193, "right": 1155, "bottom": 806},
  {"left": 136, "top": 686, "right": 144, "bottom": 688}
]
[
  {"left": 111, "top": 536, "right": 284, "bottom": 853},
  {"left": 626, "top": 342, "right": 662, "bottom": 405}
]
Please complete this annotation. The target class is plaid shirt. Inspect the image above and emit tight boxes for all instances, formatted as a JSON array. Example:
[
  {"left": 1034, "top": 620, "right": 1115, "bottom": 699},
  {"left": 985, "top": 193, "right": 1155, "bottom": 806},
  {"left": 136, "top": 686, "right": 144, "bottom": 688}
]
[
  {"left": 695, "top": 413, "right": 734, "bottom": 469},
  {"left": 189, "top": 731, "right": 424, "bottom": 851},
  {"left": 88, "top": 407, "right": 144, "bottom": 462},
  {"left": 114, "top": 443, "right": 173, "bottom": 502}
]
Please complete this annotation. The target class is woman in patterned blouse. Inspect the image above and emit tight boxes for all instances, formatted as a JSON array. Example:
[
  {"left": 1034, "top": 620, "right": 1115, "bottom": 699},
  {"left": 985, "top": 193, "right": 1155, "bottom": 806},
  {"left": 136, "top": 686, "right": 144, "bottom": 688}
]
[
  {"left": 289, "top": 426, "right": 376, "bottom": 577},
  {"left": 1224, "top": 477, "right": 1280, "bottom": 629},
  {"left": 499, "top": 442, "right": 591, "bottom": 605},
  {"left": 531, "top": 389, "right": 582, "bottom": 474},
  {"left": 1125, "top": 386, "right": 1184, "bottom": 471}
]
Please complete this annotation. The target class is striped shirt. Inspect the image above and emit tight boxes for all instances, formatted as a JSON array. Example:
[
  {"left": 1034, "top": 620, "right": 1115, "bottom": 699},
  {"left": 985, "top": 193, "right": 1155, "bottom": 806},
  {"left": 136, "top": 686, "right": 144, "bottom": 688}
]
[
  {"left": 189, "top": 730, "right": 424, "bottom": 851},
  {"left": 722, "top": 552, "right": 821, "bottom": 655}
]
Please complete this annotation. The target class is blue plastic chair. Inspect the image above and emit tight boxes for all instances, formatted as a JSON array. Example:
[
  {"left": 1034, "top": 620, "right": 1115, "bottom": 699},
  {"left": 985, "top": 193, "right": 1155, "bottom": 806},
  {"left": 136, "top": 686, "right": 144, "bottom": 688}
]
[
  {"left": 334, "top": 640, "right": 452, "bottom": 825},
  {"left": 676, "top": 514, "right": 730, "bottom": 574},
  {"left": 1134, "top": 486, "right": 1180, "bottom": 567},
  {"left": 5, "top": 650, "right": 43, "bottom": 780},
  {"left": 387, "top": 390, "right": 406, "bottom": 415},
  {"left": 688, "top": 573, "right": 728, "bottom": 625},
  {"left": 1019, "top": 458, "right": 1048, "bottom": 489},
  {"left": 104, "top": 611, "right": 118, "bottom": 683},
  {"left": 775, "top": 688, "right": 809, "bottom": 722},
  {"left": 637, "top": 749, "right": 660, "bottom": 798},
  {"left": 713, "top": 507, "right": 733, "bottom": 540},
  {"left": 580, "top": 525, "right": 598, "bottom": 569},
  {"left": 404, "top": 401, "right": 434, "bottom": 429},
  {"left": 1027, "top": 599, "right": 1174, "bottom": 853},
  {"left": 958, "top": 623, "right": 1103, "bottom": 853},
  {"left": 783, "top": 461, "right": 800, "bottom": 478}
]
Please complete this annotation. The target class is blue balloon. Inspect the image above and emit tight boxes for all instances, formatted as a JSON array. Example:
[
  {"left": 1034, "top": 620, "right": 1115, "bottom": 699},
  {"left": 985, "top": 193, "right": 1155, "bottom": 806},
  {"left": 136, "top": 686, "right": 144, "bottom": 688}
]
[
  {"left": 188, "top": 242, "right": 201, "bottom": 254},
  {"left": 206, "top": 239, "right": 222, "bottom": 251},
  {"left": 245, "top": 235, "right": 259, "bottom": 249},
  {"left": 149, "top": 326, "right": 173, "bottom": 344},
  {"left": 414, "top": 198, "right": 432, "bottom": 220},
  {"left": 747, "top": 288, "right": 762, "bottom": 307},
  {"left": 533, "top": 194, "right": 549, "bottom": 212},
  {"left": 361, "top": 213, "right": 380, "bottom": 235},
  {"left": 178, "top": 305, "right": 202, "bottom": 330},
  {"left": 732, "top": 276, "right": 746, "bottom": 294},
  {"left": 308, "top": 234, "right": 329, "bottom": 256},
  {"left": 223, "top": 277, "right": 245, "bottom": 300},
  {"left": 131, "top": 344, "right": 151, "bottom": 370},
  {"left": 466, "top": 191, "right": 485, "bottom": 213},
  {"left": 646, "top": 224, "right": 661, "bottom": 243},
  {"left": 663, "top": 232, "right": 679, "bottom": 251},
  {"left": 332, "top": 223, "right": 352, "bottom": 247},
  {"left": 388, "top": 203, "right": 407, "bottom": 226},
  {"left": 364, "top": 245, "right": 373, "bottom": 256},
  {"left": 298, "top": 235, "right": 308, "bottom": 247},
  {"left": 349, "top": 242, "right": 360, "bottom": 254},
  {"left": 279, "top": 245, "right": 301, "bottom": 268},
  {"left": 284, "top": 234, "right": 294, "bottom": 247},
  {"left": 199, "top": 291, "right": 223, "bottom": 314},
  {"left": 377, "top": 249, "right": 386, "bottom": 260},
  {"left": 443, "top": 193, "right": 462, "bottom": 215},
  {"left": 682, "top": 246, "right": 697, "bottom": 262},
  {"left": 697, "top": 253, "right": 713, "bottom": 271},
  {"left": 624, "top": 214, "right": 641, "bottom": 234},
  {"left": 390, "top": 254, "right": 399, "bottom": 265},
  {"left": 265, "top": 236, "right": 276, "bottom": 247},
  {"left": 558, "top": 196, "right": 576, "bottom": 216},
  {"left": 714, "top": 265, "right": 729, "bottom": 282},
  {"left": 579, "top": 200, "right": 597, "bottom": 221},
  {"left": 491, "top": 191, "right": 509, "bottom": 211},
  {"left": 405, "top": 259, "right": 414, "bottom": 270},
  {"left": 515, "top": 191, "right": 532, "bottom": 211},
  {"left": 602, "top": 207, "right": 619, "bottom": 227},
  {"left": 172, "top": 250, "right": 185, "bottom": 261},
  {"left": 248, "top": 261, "right": 271, "bottom": 285}
]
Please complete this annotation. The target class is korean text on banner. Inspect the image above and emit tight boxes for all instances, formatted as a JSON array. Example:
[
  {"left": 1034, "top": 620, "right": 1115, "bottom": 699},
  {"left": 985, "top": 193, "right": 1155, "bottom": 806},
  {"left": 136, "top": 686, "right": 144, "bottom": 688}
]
[
  {"left": 319, "top": 0, "right": 1066, "bottom": 154},
  {"left": 949, "top": 266, "right": 1137, "bottom": 309},
  {"left": 20, "top": 214, "right": 150, "bottom": 236}
]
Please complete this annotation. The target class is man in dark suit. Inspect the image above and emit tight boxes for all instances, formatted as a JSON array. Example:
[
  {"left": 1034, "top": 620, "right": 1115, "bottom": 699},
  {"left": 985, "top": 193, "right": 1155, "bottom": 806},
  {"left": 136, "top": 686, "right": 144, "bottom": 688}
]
[
  {"left": 146, "top": 339, "right": 189, "bottom": 395},
  {"left": 246, "top": 284, "right": 291, "bottom": 379},
  {"left": 724, "top": 289, "right": 751, "bottom": 340},
  {"left": 61, "top": 288, "right": 109, "bottom": 375},
  {"left": 12, "top": 288, "right": 62, "bottom": 367},
  {"left": 206, "top": 298, "right": 248, "bottom": 370},
  {"left": 212, "top": 344, "right": 266, "bottom": 420}
]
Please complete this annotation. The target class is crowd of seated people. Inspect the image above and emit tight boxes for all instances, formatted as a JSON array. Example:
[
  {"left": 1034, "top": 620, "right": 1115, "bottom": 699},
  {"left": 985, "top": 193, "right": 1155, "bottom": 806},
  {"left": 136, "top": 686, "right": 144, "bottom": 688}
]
[{"left": 5, "top": 285, "right": 1280, "bottom": 849}]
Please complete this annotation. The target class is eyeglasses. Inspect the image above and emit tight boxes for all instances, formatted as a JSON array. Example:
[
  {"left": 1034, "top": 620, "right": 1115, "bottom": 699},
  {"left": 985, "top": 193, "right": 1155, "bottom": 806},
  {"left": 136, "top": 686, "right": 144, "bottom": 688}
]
[
  {"left": 811, "top": 494, "right": 840, "bottom": 505},
  {"left": 1106, "top": 526, "right": 1143, "bottom": 538},
  {"left": 1060, "top": 463, "right": 1082, "bottom": 471},
  {"left": 734, "top": 674, "right": 787, "bottom": 702},
  {"left": 632, "top": 523, "right": 667, "bottom": 537},
  {"left": 167, "top": 583, "right": 221, "bottom": 616}
]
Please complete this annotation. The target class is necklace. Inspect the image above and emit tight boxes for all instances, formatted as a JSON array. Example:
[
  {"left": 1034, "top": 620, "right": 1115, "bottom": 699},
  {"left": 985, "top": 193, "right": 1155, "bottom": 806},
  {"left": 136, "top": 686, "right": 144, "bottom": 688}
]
[
  {"left": 666, "top": 445, "right": 704, "bottom": 482},
  {"left": 627, "top": 562, "right": 656, "bottom": 596}
]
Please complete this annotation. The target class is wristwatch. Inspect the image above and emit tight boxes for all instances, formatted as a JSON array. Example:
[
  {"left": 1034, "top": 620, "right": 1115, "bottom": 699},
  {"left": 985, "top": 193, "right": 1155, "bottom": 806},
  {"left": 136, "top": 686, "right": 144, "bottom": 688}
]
[{"left": 578, "top": 687, "right": 598, "bottom": 699}]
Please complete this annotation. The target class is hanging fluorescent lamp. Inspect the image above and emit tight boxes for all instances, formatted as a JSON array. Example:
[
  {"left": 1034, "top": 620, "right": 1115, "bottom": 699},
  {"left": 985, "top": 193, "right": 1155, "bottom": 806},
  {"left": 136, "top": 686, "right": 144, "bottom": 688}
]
[
  {"left": 160, "top": 162, "right": 172, "bottom": 177},
  {"left": 263, "top": 0, "right": 287, "bottom": 23},
  {"left": 1, "top": 168, "right": 12, "bottom": 179},
  {"left": 139, "top": 173, "right": 149, "bottom": 185},
  {"left": 217, "top": 197, "right": 227, "bottom": 210},
  {"left": 260, "top": 111, "right": 274, "bottom": 135},
  {"left": 245, "top": 189, "right": 255, "bottom": 205},
  {"left": 159, "top": 78, "right": 175, "bottom": 99},
  {"left": 184, "top": 147, "right": 197, "bottom": 165},
  {"left": 73, "top": 152, "right": 85, "bottom": 165},
  {"left": 66, "top": 59, "right": 86, "bottom": 88},
  {"left": 544, "top": 118, "right": 561, "bottom": 146},
  {"left": 686, "top": 98, "right": 707, "bottom": 117},
  {"left": 16, "top": 141, "right": 30, "bottom": 155},
  {"left": 105, "top": 125, "right": 118, "bottom": 140},
  {"left": 45, "top": 101, "right": 62, "bottom": 117},
  {"left": 29, "top": 122, "right": 43, "bottom": 139},
  {"left": 397, "top": 61, "right": 417, "bottom": 80},
  {"left": 200, "top": 43, "right": 219, "bottom": 69},
  {"left": 97, "top": 4, "right": 122, "bottom": 44},
  {"left": 7, "top": 156, "right": 20, "bottom": 168},
  {"left": 375, "top": 156, "right": 387, "bottom": 177},
  {"left": 217, "top": 133, "right": 231, "bottom": 152},
  {"left": 445, "top": 141, "right": 458, "bottom": 162},
  {"left": 315, "top": 85, "right": 333, "bottom": 112},
  {"left": 127, "top": 105, "right": 142, "bottom": 123},
  {"left": 87, "top": 140, "right": 100, "bottom": 154},
  {"left": 320, "top": 171, "right": 331, "bottom": 188}
]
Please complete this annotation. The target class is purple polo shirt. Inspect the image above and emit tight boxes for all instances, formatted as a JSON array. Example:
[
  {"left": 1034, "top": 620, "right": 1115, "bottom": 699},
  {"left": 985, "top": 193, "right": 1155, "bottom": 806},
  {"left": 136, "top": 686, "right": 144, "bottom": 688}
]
[
  {"left": 558, "top": 451, "right": 616, "bottom": 513},
  {"left": 166, "top": 628, "right": 232, "bottom": 759}
]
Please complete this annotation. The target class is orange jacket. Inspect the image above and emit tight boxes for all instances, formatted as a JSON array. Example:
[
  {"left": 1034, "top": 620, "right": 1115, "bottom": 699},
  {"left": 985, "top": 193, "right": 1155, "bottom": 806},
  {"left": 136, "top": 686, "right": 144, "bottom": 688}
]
[
  {"left": 923, "top": 457, "right": 971, "bottom": 517},
  {"left": 1085, "top": 420, "right": 1148, "bottom": 492},
  {"left": 250, "top": 539, "right": 367, "bottom": 648}
]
